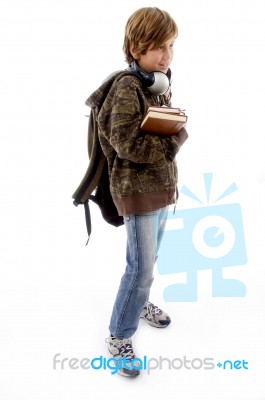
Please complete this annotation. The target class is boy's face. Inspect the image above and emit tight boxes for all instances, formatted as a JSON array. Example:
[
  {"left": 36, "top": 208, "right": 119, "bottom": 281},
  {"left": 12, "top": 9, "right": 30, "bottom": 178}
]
[{"left": 134, "top": 36, "right": 175, "bottom": 74}]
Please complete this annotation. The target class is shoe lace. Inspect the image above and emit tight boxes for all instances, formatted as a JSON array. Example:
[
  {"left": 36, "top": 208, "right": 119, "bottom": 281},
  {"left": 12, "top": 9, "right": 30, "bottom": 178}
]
[
  {"left": 146, "top": 302, "right": 162, "bottom": 317},
  {"left": 110, "top": 338, "right": 135, "bottom": 360}
]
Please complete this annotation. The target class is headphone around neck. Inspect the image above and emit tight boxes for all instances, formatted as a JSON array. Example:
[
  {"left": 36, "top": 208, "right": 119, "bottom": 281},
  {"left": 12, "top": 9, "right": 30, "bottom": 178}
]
[{"left": 127, "top": 60, "right": 172, "bottom": 96}]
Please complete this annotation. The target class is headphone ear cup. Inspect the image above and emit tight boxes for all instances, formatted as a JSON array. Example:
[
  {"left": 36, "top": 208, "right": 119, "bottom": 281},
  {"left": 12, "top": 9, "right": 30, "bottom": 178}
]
[
  {"left": 127, "top": 62, "right": 170, "bottom": 95},
  {"left": 147, "top": 71, "right": 170, "bottom": 95}
]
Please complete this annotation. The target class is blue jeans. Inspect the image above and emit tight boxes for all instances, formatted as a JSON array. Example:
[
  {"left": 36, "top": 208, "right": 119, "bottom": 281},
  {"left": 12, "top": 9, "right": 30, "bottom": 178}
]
[{"left": 109, "top": 207, "right": 168, "bottom": 339}]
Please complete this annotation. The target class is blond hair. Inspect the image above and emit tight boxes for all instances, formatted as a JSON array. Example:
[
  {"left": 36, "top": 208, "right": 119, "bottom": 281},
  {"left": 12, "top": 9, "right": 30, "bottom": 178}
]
[{"left": 123, "top": 7, "right": 178, "bottom": 64}]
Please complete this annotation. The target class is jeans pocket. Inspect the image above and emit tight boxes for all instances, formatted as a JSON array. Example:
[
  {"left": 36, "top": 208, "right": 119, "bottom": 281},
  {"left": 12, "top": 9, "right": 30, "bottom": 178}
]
[{"left": 123, "top": 215, "right": 130, "bottom": 222}]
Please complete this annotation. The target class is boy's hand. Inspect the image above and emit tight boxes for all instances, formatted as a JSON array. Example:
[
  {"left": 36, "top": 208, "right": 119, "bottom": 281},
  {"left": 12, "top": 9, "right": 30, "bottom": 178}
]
[{"left": 176, "top": 126, "right": 188, "bottom": 147}]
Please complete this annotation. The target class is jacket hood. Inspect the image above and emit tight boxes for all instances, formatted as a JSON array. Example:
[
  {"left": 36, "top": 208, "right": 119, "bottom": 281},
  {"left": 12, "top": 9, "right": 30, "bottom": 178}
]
[{"left": 85, "top": 70, "right": 133, "bottom": 111}]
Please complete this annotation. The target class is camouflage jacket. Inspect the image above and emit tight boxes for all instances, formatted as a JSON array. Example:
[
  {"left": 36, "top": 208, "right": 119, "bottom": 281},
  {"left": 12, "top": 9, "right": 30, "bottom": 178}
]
[{"left": 86, "top": 71, "right": 184, "bottom": 216}]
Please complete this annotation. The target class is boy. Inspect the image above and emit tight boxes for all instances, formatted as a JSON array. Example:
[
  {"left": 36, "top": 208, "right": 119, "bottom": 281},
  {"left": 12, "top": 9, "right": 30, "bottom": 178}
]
[{"left": 87, "top": 7, "right": 188, "bottom": 377}]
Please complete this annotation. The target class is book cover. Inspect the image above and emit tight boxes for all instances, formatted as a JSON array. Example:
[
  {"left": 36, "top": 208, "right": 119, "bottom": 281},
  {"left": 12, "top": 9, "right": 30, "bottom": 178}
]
[{"left": 140, "top": 107, "right": 188, "bottom": 135}]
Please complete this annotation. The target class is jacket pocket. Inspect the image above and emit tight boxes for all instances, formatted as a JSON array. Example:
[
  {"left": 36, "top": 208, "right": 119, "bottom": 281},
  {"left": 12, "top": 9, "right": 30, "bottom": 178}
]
[{"left": 136, "top": 162, "right": 171, "bottom": 192}]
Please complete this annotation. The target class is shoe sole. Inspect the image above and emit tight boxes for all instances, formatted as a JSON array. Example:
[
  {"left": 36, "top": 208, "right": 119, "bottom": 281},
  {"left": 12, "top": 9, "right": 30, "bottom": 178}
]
[{"left": 140, "top": 315, "right": 171, "bottom": 328}]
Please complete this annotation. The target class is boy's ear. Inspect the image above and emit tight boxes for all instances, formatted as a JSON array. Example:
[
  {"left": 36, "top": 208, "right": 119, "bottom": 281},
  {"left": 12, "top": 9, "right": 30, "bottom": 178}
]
[{"left": 129, "top": 44, "right": 140, "bottom": 60}]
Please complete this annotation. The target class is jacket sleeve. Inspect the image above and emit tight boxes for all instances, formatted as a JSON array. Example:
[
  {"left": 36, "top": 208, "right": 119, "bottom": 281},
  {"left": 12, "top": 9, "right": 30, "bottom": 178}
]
[
  {"left": 160, "top": 126, "right": 189, "bottom": 161},
  {"left": 98, "top": 75, "right": 181, "bottom": 164}
]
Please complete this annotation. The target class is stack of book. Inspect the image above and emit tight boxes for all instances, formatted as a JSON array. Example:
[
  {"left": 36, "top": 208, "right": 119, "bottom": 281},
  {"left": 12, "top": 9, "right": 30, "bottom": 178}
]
[{"left": 140, "top": 106, "right": 188, "bottom": 136}]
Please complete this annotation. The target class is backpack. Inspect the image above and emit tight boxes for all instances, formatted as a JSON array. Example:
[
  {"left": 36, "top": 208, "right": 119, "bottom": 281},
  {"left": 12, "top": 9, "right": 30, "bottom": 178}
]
[{"left": 72, "top": 101, "right": 124, "bottom": 245}]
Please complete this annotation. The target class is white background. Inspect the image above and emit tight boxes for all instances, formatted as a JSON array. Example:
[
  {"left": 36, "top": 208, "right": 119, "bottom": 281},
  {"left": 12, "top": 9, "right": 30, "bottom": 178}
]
[{"left": 0, "top": 0, "right": 265, "bottom": 399}]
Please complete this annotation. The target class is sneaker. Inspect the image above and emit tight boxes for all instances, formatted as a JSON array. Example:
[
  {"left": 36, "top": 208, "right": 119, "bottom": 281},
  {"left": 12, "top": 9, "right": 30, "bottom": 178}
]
[
  {"left": 140, "top": 301, "right": 171, "bottom": 328},
  {"left": 106, "top": 335, "right": 140, "bottom": 377}
]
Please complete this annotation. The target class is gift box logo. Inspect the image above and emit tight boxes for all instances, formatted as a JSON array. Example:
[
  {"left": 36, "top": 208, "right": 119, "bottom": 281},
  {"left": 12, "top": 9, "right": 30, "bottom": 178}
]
[{"left": 157, "top": 173, "right": 248, "bottom": 302}]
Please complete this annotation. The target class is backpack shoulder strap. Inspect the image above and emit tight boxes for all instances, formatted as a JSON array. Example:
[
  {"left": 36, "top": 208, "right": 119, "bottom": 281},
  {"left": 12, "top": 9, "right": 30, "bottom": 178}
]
[
  {"left": 72, "top": 107, "right": 107, "bottom": 244},
  {"left": 72, "top": 107, "right": 106, "bottom": 206}
]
